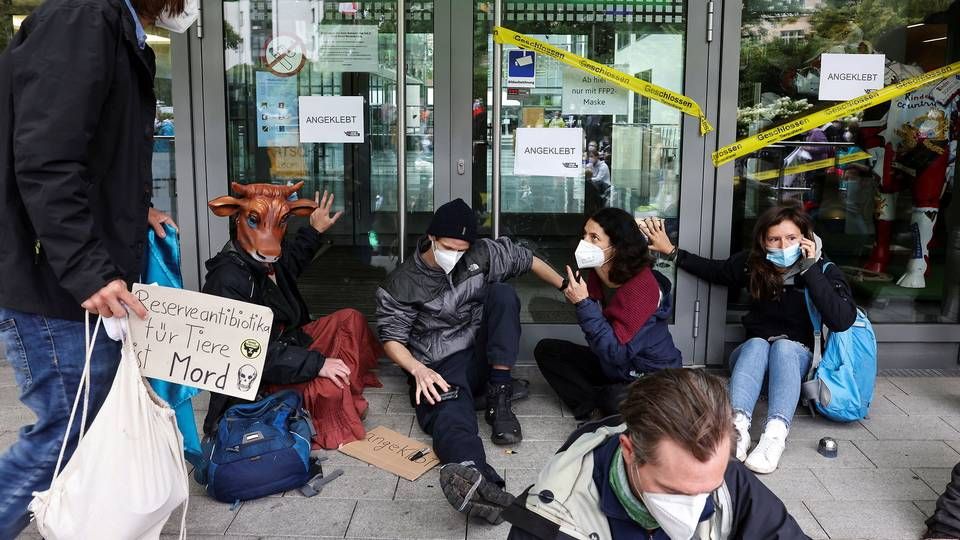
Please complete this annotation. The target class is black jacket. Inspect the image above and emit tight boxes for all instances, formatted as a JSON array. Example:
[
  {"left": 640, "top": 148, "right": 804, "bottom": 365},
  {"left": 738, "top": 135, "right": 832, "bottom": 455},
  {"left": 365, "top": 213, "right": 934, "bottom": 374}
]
[
  {"left": 201, "top": 225, "right": 327, "bottom": 434},
  {"left": 677, "top": 250, "right": 856, "bottom": 350},
  {"left": 0, "top": 0, "right": 157, "bottom": 319}
]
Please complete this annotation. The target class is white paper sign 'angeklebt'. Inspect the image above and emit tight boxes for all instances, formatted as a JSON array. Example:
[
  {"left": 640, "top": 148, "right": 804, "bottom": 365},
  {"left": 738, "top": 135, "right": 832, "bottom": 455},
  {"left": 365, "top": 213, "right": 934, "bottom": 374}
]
[
  {"left": 818, "top": 53, "right": 885, "bottom": 101},
  {"left": 513, "top": 127, "right": 583, "bottom": 178},
  {"left": 129, "top": 284, "right": 273, "bottom": 400},
  {"left": 299, "top": 96, "right": 365, "bottom": 143}
]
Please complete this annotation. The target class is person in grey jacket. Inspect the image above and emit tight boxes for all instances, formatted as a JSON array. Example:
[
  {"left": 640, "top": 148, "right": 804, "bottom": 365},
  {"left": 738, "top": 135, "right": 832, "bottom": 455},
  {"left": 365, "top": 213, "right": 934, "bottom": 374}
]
[{"left": 376, "top": 199, "right": 564, "bottom": 514}]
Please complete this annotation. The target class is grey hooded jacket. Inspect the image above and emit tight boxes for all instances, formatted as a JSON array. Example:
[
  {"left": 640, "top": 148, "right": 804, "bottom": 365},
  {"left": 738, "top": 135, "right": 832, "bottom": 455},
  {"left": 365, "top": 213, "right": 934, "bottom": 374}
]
[{"left": 375, "top": 237, "right": 533, "bottom": 365}]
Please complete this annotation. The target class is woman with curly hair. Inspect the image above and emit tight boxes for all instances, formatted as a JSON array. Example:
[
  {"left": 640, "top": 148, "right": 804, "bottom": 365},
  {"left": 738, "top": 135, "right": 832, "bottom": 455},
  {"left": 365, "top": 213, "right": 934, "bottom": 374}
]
[
  {"left": 535, "top": 208, "right": 682, "bottom": 421},
  {"left": 641, "top": 201, "right": 856, "bottom": 474}
]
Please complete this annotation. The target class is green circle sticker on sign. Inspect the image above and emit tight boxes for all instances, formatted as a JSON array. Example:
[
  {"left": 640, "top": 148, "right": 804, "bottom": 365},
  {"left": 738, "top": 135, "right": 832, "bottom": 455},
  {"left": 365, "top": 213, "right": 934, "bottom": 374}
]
[
  {"left": 263, "top": 34, "right": 306, "bottom": 77},
  {"left": 240, "top": 339, "right": 263, "bottom": 359}
]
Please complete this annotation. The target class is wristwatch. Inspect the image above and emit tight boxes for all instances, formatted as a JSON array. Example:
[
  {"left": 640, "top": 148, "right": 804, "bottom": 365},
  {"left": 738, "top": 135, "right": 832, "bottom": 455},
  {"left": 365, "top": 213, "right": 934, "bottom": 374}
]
[{"left": 558, "top": 278, "right": 570, "bottom": 291}]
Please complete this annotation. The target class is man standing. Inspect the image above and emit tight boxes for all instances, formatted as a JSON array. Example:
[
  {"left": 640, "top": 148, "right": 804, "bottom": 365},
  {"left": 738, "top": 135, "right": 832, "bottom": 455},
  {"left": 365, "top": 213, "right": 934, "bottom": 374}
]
[
  {"left": 376, "top": 198, "right": 564, "bottom": 509},
  {"left": 443, "top": 369, "right": 807, "bottom": 538},
  {"left": 0, "top": 0, "right": 194, "bottom": 536}
]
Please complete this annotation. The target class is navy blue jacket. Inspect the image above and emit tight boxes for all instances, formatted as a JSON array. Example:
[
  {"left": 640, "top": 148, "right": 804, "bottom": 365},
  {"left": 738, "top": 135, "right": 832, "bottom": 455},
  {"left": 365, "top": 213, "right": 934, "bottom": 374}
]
[{"left": 575, "top": 270, "right": 682, "bottom": 381}]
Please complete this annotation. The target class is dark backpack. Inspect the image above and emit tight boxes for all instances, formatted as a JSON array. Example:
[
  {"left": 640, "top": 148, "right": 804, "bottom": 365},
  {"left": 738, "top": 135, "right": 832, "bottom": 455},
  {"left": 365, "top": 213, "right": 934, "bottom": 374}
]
[{"left": 196, "top": 390, "right": 315, "bottom": 502}]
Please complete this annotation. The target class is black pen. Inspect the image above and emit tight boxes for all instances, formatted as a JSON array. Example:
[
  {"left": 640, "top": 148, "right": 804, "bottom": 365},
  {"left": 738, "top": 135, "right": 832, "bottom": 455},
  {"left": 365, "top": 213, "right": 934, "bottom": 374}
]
[{"left": 409, "top": 447, "right": 431, "bottom": 461}]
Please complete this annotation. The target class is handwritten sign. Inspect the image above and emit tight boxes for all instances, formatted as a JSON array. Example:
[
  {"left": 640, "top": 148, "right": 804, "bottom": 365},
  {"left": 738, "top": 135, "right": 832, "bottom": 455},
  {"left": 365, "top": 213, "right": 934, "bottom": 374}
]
[
  {"left": 339, "top": 426, "right": 439, "bottom": 481},
  {"left": 129, "top": 284, "right": 273, "bottom": 400}
]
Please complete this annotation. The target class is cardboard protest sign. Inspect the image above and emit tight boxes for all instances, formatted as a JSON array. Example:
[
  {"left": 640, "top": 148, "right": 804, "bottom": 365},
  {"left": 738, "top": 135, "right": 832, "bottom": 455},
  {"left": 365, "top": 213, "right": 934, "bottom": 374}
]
[
  {"left": 339, "top": 426, "right": 439, "bottom": 481},
  {"left": 129, "top": 284, "right": 273, "bottom": 400}
]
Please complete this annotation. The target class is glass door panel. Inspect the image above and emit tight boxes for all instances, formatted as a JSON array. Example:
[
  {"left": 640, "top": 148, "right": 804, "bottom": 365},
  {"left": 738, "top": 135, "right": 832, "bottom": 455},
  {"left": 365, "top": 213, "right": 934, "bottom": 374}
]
[
  {"left": 732, "top": 1, "right": 959, "bottom": 324},
  {"left": 472, "top": 0, "right": 689, "bottom": 325},
  {"left": 221, "top": 0, "right": 434, "bottom": 317}
]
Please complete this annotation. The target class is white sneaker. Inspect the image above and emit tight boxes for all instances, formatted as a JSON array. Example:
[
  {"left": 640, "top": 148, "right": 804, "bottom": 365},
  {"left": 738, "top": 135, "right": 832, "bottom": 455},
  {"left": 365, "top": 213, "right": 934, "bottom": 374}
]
[
  {"left": 745, "top": 419, "right": 788, "bottom": 474},
  {"left": 733, "top": 412, "right": 751, "bottom": 462}
]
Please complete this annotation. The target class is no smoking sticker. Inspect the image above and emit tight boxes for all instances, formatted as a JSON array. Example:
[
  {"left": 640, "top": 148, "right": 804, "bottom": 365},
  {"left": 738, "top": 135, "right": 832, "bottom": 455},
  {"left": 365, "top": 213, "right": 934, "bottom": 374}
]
[{"left": 263, "top": 34, "right": 306, "bottom": 77}]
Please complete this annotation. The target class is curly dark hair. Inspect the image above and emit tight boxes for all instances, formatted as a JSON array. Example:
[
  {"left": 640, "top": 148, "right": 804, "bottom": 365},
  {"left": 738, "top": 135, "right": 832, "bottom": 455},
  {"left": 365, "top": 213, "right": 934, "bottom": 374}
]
[
  {"left": 587, "top": 207, "right": 653, "bottom": 285},
  {"left": 747, "top": 200, "right": 814, "bottom": 300}
]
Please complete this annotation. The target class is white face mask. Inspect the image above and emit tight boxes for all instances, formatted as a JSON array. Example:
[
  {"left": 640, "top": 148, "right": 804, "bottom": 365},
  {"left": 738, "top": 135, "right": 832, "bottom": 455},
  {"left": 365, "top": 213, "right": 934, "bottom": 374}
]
[
  {"left": 433, "top": 242, "right": 464, "bottom": 274},
  {"left": 575, "top": 239, "right": 611, "bottom": 269},
  {"left": 641, "top": 491, "right": 710, "bottom": 540},
  {"left": 154, "top": 0, "right": 200, "bottom": 33}
]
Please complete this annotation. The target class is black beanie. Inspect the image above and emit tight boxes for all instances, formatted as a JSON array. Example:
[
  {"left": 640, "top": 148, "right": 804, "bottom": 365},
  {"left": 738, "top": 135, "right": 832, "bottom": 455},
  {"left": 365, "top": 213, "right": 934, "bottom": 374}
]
[{"left": 427, "top": 198, "right": 477, "bottom": 243}]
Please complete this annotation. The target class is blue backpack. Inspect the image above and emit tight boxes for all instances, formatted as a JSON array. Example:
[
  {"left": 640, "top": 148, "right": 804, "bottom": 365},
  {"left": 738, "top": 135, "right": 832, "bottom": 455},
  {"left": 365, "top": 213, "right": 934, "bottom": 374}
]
[
  {"left": 801, "top": 262, "right": 878, "bottom": 422},
  {"left": 198, "top": 390, "right": 315, "bottom": 502}
]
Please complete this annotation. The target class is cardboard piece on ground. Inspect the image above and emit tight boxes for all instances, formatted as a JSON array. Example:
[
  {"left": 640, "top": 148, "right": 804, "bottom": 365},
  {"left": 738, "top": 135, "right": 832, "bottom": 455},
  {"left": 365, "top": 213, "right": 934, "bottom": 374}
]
[{"left": 339, "top": 426, "right": 439, "bottom": 481}]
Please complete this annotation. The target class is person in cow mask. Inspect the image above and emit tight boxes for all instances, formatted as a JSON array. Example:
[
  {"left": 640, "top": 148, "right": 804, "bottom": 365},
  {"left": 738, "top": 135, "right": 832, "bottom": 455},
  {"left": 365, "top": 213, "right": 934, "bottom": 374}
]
[
  {"left": 201, "top": 182, "right": 383, "bottom": 449},
  {"left": 376, "top": 198, "right": 565, "bottom": 521}
]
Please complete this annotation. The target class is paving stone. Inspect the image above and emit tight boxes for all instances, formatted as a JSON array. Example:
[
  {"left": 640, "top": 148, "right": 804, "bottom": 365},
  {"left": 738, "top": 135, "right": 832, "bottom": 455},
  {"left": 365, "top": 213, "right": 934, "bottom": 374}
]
[
  {"left": 775, "top": 439, "right": 875, "bottom": 469},
  {"left": 874, "top": 377, "right": 909, "bottom": 397},
  {"left": 885, "top": 394, "right": 960, "bottom": 416},
  {"left": 394, "top": 468, "right": 447, "bottom": 501},
  {"left": 804, "top": 500, "right": 927, "bottom": 540},
  {"left": 0, "top": 406, "right": 35, "bottom": 430},
  {"left": 386, "top": 393, "right": 417, "bottom": 415},
  {"left": 364, "top": 392, "right": 392, "bottom": 415},
  {"left": 512, "top": 416, "right": 577, "bottom": 442},
  {"left": 914, "top": 499, "right": 936, "bottom": 518},
  {"left": 512, "top": 394, "right": 563, "bottom": 417},
  {"left": 283, "top": 465, "right": 399, "bottom": 500},
  {"left": 366, "top": 375, "right": 410, "bottom": 395},
  {"left": 466, "top": 519, "right": 511, "bottom": 540},
  {"left": 363, "top": 413, "right": 415, "bottom": 437},
  {"left": 228, "top": 497, "right": 355, "bottom": 537},
  {"left": 505, "top": 468, "right": 542, "bottom": 493},
  {"left": 0, "top": 430, "right": 18, "bottom": 453},
  {"left": 484, "top": 440, "right": 563, "bottom": 470},
  {"left": 854, "top": 440, "right": 960, "bottom": 468},
  {"left": 757, "top": 468, "right": 834, "bottom": 501},
  {"left": 913, "top": 468, "right": 953, "bottom": 494},
  {"left": 345, "top": 500, "right": 466, "bottom": 539},
  {"left": 886, "top": 378, "right": 960, "bottom": 397},
  {"left": 192, "top": 391, "right": 210, "bottom": 412},
  {"left": 747, "top": 414, "right": 874, "bottom": 441},
  {"left": 0, "top": 387, "right": 21, "bottom": 407},
  {"left": 510, "top": 365, "right": 556, "bottom": 396},
  {"left": 162, "top": 494, "right": 239, "bottom": 535},
  {"left": 863, "top": 395, "right": 909, "bottom": 417},
  {"left": 861, "top": 415, "right": 960, "bottom": 440},
  {"left": 811, "top": 468, "right": 938, "bottom": 501},
  {"left": 783, "top": 500, "right": 829, "bottom": 540}
]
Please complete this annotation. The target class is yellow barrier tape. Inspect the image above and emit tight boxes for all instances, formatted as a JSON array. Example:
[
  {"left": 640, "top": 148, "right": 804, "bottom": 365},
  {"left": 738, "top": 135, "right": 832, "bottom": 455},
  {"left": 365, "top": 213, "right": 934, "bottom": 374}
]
[
  {"left": 713, "top": 60, "right": 960, "bottom": 168},
  {"left": 735, "top": 151, "right": 871, "bottom": 182},
  {"left": 493, "top": 26, "right": 713, "bottom": 136}
]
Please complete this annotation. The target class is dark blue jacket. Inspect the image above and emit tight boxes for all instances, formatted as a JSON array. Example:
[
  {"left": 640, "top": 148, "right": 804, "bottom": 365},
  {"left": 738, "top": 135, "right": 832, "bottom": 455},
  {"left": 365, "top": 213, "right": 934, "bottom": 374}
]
[{"left": 575, "top": 271, "right": 682, "bottom": 381}]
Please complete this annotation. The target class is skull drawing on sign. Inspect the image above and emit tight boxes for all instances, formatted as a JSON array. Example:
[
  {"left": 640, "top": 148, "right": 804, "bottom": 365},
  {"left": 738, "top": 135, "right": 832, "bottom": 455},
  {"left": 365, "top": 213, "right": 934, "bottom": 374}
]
[{"left": 237, "top": 364, "right": 259, "bottom": 392}]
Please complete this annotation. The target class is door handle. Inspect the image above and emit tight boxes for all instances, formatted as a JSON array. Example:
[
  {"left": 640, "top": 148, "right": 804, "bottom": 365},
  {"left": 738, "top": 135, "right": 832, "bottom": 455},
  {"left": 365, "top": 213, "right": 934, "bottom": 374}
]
[{"left": 457, "top": 159, "right": 465, "bottom": 175}]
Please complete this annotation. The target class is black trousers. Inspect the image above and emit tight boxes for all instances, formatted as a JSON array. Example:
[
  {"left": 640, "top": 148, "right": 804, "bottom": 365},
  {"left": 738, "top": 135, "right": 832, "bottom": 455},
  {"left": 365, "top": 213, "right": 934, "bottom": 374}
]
[
  {"left": 927, "top": 461, "right": 960, "bottom": 537},
  {"left": 534, "top": 339, "right": 629, "bottom": 420},
  {"left": 411, "top": 283, "right": 521, "bottom": 487}
]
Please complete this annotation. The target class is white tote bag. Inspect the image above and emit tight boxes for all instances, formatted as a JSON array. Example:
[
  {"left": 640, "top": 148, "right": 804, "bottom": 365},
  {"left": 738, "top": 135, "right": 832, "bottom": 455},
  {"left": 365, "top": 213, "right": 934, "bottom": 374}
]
[{"left": 29, "top": 315, "right": 189, "bottom": 539}]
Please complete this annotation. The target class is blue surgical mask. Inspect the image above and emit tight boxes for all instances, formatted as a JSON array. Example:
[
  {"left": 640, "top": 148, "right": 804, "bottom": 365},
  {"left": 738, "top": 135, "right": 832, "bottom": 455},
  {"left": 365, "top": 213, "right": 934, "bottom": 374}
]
[{"left": 766, "top": 243, "right": 802, "bottom": 267}]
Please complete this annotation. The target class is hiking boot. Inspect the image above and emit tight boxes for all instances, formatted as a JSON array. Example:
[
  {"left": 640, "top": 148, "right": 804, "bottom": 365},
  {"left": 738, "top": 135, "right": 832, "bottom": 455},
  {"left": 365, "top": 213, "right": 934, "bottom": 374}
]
[
  {"left": 733, "top": 411, "right": 751, "bottom": 462},
  {"left": 440, "top": 463, "right": 515, "bottom": 525},
  {"left": 745, "top": 419, "right": 788, "bottom": 474},
  {"left": 473, "top": 378, "right": 530, "bottom": 410},
  {"left": 485, "top": 381, "right": 523, "bottom": 445}
]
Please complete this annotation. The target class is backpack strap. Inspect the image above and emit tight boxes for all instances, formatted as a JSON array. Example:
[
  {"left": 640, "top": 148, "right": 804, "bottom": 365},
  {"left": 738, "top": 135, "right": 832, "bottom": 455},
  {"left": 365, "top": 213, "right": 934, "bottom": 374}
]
[
  {"left": 801, "top": 261, "right": 832, "bottom": 412},
  {"left": 501, "top": 487, "right": 580, "bottom": 540}
]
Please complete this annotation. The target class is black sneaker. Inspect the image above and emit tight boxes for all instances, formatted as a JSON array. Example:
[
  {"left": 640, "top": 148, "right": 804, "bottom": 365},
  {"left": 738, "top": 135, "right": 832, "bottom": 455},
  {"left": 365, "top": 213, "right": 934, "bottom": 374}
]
[
  {"left": 485, "top": 381, "right": 522, "bottom": 445},
  {"left": 440, "top": 463, "right": 515, "bottom": 525},
  {"left": 473, "top": 378, "right": 530, "bottom": 411}
]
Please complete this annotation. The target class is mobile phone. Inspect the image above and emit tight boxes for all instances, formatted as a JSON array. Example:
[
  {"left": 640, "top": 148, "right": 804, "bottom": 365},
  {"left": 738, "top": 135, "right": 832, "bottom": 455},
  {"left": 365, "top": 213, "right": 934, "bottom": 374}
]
[{"left": 437, "top": 385, "right": 460, "bottom": 402}]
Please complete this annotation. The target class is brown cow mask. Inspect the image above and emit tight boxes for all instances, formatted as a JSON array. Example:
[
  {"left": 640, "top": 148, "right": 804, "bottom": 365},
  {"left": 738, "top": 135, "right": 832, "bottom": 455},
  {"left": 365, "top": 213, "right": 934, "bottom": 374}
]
[{"left": 208, "top": 182, "right": 317, "bottom": 264}]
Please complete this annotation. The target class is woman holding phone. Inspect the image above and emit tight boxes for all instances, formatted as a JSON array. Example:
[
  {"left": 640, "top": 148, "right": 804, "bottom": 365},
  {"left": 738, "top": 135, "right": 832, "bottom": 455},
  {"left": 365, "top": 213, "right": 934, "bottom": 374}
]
[{"left": 640, "top": 201, "right": 856, "bottom": 473}]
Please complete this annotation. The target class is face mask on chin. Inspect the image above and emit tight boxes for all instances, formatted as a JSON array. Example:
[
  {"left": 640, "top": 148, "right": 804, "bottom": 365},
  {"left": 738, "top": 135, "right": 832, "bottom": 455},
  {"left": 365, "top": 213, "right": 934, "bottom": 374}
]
[
  {"left": 575, "top": 239, "right": 612, "bottom": 269},
  {"left": 433, "top": 242, "right": 465, "bottom": 274},
  {"left": 765, "top": 242, "right": 802, "bottom": 268},
  {"left": 154, "top": 0, "right": 200, "bottom": 33}
]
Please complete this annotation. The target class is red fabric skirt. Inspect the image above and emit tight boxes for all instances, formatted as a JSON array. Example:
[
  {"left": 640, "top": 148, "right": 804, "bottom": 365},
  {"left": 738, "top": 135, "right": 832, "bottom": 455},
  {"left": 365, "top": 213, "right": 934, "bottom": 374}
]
[{"left": 267, "top": 309, "right": 383, "bottom": 449}]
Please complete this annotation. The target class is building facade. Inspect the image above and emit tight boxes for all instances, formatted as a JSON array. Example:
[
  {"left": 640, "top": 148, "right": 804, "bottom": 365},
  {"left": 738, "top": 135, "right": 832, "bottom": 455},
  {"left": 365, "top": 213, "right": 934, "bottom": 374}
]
[{"left": 3, "top": 0, "right": 959, "bottom": 367}]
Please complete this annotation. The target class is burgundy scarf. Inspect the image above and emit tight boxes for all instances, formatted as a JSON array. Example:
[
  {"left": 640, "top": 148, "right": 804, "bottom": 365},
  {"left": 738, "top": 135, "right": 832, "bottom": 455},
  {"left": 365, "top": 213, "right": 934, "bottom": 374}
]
[{"left": 587, "top": 267, "right": 661, "bottom": 345}]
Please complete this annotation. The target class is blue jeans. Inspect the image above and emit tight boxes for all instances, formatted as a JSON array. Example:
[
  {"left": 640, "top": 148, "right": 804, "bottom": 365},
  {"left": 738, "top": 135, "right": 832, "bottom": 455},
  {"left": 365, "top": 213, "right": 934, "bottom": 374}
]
[
  {"left": 0, "top": 307, "right": 120, "bottom": 539},
  {"left": 728, "top": 337, "right": 812, "bottom": 429}
]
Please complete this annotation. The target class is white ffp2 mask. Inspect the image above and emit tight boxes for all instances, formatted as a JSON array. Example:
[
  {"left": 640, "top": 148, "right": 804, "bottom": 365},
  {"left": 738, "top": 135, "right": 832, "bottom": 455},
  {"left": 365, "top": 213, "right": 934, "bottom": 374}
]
[
  {"left": 433, "top": 244, "right": 464, "bottom": 274},
  {"left": 574, "top": 239, "right": 611, "bottom": 269},
  {"left": 154, "top": 0, "right": 199, "bottom": 33},
  {"left": 641, "top": 491, "right": 710, "bottom": 540}
]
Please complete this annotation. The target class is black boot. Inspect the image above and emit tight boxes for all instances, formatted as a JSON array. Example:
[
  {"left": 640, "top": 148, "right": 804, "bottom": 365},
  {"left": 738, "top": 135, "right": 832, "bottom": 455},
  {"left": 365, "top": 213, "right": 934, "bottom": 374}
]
[
  {"left": 473, "top": 377, "right": 530, "bottom": 411},
  {"left": 485, "top": 381, "right": 522, "bottom": 445},
  {"left": 440, "top": 463, "right": 516, "bottom": 525}
]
